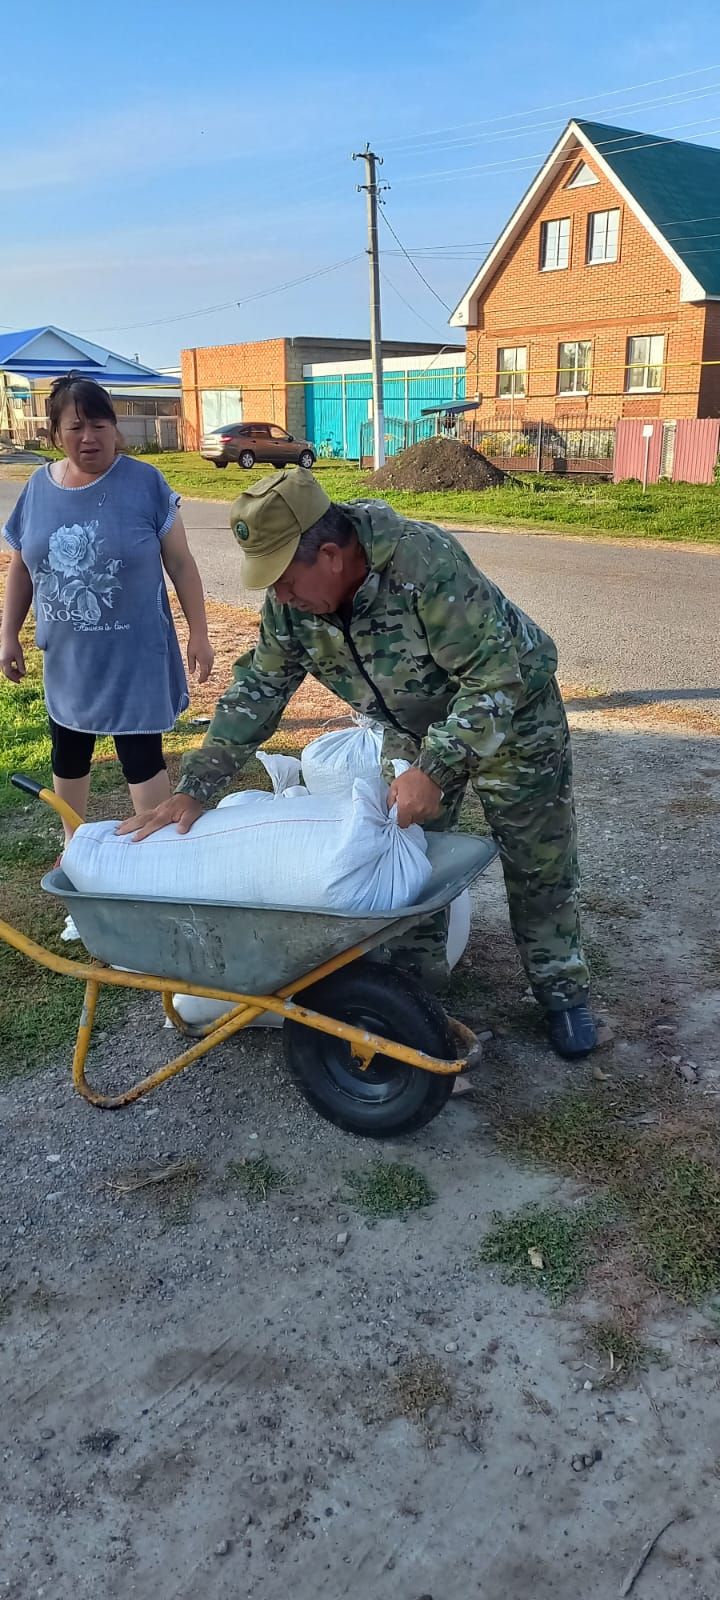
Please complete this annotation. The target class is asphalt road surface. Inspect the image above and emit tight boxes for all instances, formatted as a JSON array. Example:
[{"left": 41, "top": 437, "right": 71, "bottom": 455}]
[
  {"left": 2, "top": 481, "right": 718, "bottom": 707},
  {"left": 176, "top": 498, "right": 720, "bottom": 708}
]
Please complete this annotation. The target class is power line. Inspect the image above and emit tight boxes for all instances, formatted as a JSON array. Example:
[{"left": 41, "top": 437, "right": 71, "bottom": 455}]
[
  {"left": 286, "top": 73, "right": 720, "bottom": 217},
  {"left": 378, "top": 208, "right": 452, "bottom": 311},
  {"left": 383, "top": 80, "right": 720, "bottom": 162},
  {"left": 82, "top": 254, "right": 364, "bottom": 335},
  {"left": 382, "top": 240, "right": 494, "bottom": 252},
  {"left": 391, "top": 115, "right": 720, "bottom": 188},
  {"left": 380, "top": 62, "right": 720, "bottom": 152},
  {"left": 379, "top": 269, "right": 448, "bottom": 337}
]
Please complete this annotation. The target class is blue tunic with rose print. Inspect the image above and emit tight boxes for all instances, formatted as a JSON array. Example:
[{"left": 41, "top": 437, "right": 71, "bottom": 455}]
[{"left": 2, "top": 456, "right": 189, "bottom": 735}]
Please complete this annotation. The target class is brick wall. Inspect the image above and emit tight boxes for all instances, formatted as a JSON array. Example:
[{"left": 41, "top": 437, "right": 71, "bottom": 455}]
[
  {"left": 181, "top": 337, "right": 455, "bottom": 450},
  {"left": 181, "top": 339, "right": 288, "bottom": 449},
  {"left": 464, "top": 145, "right": 709, "bottom": 423}
]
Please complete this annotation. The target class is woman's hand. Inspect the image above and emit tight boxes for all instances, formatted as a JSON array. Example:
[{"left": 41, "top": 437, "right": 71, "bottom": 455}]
[
  {"left": 187, "top": 633, "right": 214, "bottom": 684},
  {"left": 116, "top": 794, "right": 206, "bottom": 841},
  {"left": 0, "top": 635, "right": 26, "bottom": 683},
  {"left": 387, "top": 768, "right": 442, "bottom": 828}
]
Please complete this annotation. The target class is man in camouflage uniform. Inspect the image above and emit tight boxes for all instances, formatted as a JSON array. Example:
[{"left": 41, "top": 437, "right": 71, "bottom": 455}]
[{"left": 127, "top": 468, "right": 596, "bottom": 1057}]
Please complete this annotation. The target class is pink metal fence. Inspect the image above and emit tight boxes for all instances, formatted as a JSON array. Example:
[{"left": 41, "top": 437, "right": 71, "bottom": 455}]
[
  {"left": 613, "top": 420, "right": 664, "bottom": 485},
  {"left": 673, "top": 418, "right": 720, "bottom": 484}
]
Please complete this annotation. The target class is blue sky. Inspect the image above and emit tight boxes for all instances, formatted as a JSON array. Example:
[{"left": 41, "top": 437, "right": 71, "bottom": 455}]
[{"left": 3, "top": 0, "right": 720, "bottom": 368}]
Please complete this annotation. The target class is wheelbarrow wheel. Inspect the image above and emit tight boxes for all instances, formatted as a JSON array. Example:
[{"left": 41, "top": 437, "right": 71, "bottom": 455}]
[{"left": 283, "top": 965, "right": 456, "bottom": 1137}]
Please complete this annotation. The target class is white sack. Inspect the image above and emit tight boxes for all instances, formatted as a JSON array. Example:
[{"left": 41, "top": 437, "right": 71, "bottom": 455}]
[
  {"left": 170, "top": 994, "right": 283, "bottom": 1031},
  {"left": 301, "top": 733, "right": 473, "bottom": 968},
  {"left": 216, "top": 751, "right": 306, "bottom": 808},
  {"left": 301, "top": 716, "right": 383, "bottom": 798},
  {"left": 62, "top": 758, "right": 431, "bottom": 916},
  {"left": 447, "top": 889, "right": 471, "bottom": 970}
]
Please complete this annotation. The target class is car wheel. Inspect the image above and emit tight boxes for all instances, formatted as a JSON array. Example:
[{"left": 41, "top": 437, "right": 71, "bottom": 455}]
[
  {"left": 298, "top": 450, "right": 315, "bottom": 469},
  {"left": 239, "top": 450, "right": 256, "bottom": 469},
  {"left": 283, "top": 965, "right": 456, "bottom": 1137}
]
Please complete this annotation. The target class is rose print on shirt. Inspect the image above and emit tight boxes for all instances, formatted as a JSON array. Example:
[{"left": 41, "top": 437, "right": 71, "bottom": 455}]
[{"left": 36, "top": 521, "right": 123, "bottom": 627}]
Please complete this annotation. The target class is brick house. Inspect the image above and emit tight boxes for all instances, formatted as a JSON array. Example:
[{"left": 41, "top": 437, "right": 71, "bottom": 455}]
[
  {"left": 451, "top": 120, "right": 720, "bottom": 425},
  {"left": 181, "top": 335, "right": 454, "bottom": 450}
]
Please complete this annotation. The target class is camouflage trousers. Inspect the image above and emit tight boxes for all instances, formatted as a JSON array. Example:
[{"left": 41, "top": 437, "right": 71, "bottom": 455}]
[{"left": 379, "top": 678, "right": 590, "bottom": 1012}]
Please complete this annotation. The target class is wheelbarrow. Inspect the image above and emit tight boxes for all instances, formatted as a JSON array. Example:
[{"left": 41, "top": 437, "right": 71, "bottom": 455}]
[{"left": 0, "top": 776, "right": 498, "bottom": 1137}]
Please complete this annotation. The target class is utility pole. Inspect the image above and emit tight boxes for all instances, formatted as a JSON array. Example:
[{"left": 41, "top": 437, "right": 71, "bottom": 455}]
[{"left": 353, "top": 145, "right": 386, "bottom": 469}]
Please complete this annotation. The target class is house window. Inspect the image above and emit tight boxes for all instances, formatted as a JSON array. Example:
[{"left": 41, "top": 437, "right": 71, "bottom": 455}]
[
  {"left": 557, "top": 341, "right": 592, "bottom": 396},
  {"left": 540, "top": 217, "right": 571, "bottom": 270},
  {"left": 565, "top": 161, "right": 599, "bottom": 189},
  {"left": 587, "top": 208, "right": 620, "bottom": 264},
  {"left": 626, "top": 334, "right": 665, "bottom": 392},
  {"left": 497, "top": 347, "right": 527, "bottom": 398}
]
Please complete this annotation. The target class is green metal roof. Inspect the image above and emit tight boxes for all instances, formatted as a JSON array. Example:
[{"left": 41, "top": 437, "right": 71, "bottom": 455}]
[{"left": 577, "top": 120, "right": 720, "bottom": 296}]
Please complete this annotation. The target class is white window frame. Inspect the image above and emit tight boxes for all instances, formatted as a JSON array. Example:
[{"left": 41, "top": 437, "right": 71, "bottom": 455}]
[
  {"left": 626, "top": 334, "right": 665, "bottom": 393},
  {"left": 565, "top": 161, "right": 599, "bottom": 190},
  {"left": 496, "top": 346, "right": 527, "bottom": 398},
  {"left": 557, "top": 341, "right": 592, "bottom": 396},
  {"left": 587, "top": 208, "right": 620, "bottom": 265},
  {"left": 540, "top": 217, "right": 571, "bottom": 271}
]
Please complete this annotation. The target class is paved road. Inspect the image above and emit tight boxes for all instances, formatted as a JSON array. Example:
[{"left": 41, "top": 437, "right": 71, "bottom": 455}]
[
  {"left": 172, "top": 498, "right": 720, "bottom": 705},
  {"left": 2, "top": 481, "right": 718, "bottom": 704}
]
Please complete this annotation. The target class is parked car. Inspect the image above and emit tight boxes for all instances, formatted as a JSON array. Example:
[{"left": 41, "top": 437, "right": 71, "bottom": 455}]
[{"left": 200, "top": 422, "right": 316, "bottom": 471}]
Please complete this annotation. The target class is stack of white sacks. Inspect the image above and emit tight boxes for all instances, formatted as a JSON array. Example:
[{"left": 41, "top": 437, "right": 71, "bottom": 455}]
[{"left": 60, "top": 717, "right": 471, "bottom": 1031}]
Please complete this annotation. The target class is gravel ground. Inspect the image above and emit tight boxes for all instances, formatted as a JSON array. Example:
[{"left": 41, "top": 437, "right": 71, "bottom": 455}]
[{"left": 2, "top": 714, "right": 720, "bottom": 1598}]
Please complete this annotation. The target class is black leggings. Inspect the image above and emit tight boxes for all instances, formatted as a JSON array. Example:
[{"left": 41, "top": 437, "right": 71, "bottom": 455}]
[{"left": 49, "top": 719, "right": 166, "bottom": 786}]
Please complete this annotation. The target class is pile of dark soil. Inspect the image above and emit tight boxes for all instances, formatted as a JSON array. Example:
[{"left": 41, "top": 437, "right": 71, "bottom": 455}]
[{"left": 370, "top": 436, "right": 505, "bottom": 492}]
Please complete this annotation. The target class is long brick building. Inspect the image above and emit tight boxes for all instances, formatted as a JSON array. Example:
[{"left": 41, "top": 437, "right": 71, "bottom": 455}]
[
  {"left": 181, "top": 336, "right": 461, "bottom": 453},
  {"left": 451, "top": 120, "right": 720, "bottom": 424}
]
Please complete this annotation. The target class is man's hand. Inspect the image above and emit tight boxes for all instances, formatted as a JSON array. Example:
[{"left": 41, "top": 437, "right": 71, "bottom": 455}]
[
  {"left": 187, "top": 632, "right": 214, "bottom": 684},
  {"left": 387, "top": 768, "right": 442, "bottom": 828},
  {"left": 116, "top": 794, "right": 207, "bottom": 842},
  {"left": 0, "top": 635, "right": 26, "bottom": 683}
]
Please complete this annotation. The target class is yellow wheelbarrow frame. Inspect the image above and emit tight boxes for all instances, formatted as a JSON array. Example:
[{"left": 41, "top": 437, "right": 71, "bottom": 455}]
[{"left": 2, "top": 782, "right": 483, "bottom": 1112}]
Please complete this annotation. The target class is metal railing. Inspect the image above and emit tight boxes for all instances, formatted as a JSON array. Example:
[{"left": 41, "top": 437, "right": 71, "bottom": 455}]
[
  {"left": 359, "top": 414, "right": 440, "bottom": 463},
  {"left": 460, "top": 415, "right": 615, "bottom": 474}
]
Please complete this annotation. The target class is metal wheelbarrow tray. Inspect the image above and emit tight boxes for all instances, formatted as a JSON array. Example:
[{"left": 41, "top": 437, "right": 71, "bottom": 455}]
[
  {"left": 1, "top": 777, "right": 497, "bottom": 1137},
  {"left": 42, "top": 831, "right": 494, "bottom": 993}
]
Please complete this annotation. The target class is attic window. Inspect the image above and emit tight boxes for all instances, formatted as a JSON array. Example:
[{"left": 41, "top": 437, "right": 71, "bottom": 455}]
[{"left": 565, "top": 161, "right": 599, "bottom": 189}]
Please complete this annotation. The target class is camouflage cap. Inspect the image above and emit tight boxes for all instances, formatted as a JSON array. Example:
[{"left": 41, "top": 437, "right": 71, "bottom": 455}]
[{"left": 230, "top": 467, "right": 331, "bottom": 590}]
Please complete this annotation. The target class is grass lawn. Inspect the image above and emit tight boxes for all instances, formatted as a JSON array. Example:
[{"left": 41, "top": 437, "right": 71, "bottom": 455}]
[
  {"left": 142, "top": 451, "right": 720, "bottom": 543},
  {"left": 9, "top": 448, "right": 720, "bottom": 542},
  {"left": 129, "top": 454, "right": 720, "bottom": 547}
]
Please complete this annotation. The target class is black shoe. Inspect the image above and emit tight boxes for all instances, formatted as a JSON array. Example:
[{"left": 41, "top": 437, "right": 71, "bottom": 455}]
[{"left": 548, "top": 1004, "right": 597, "bottom": 1059}]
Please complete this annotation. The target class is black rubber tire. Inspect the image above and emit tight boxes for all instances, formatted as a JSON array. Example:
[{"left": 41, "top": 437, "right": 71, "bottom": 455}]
[
  {"left": 213, "top": 460, "right": 228, "bottom": 469},
  {"left": 298, "top": 449, "right": 315, "bottom": 469},
  {"left": 239, "top": 450, "right": 256, "bottom": 469},
  {"left": 283, "top": 965, "right": 456, "bottom": 1137}
]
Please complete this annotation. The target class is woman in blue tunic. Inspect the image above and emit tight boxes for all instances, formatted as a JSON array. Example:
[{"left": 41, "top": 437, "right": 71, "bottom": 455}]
[{"left": 1, "top": 374, "right": 214, "bottom": 840}]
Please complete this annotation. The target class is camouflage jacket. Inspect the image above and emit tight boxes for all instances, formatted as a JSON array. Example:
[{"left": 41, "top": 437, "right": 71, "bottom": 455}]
[{"left": 177, "top": 500, "right": 558, "bottom": 804}]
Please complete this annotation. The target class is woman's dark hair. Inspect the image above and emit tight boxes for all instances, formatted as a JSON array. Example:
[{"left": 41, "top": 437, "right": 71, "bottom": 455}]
[
  {"left": 295, "top": 503, "right": 356, "bottom": 564},
  {"left": 47, "top": 372, "right": 117, "bottom": 446}
]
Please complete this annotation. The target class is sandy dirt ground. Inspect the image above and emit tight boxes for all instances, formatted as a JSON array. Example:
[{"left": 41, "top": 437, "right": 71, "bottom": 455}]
[{"left": 2, "top": 693, "right": 720, "bottom": 1599}]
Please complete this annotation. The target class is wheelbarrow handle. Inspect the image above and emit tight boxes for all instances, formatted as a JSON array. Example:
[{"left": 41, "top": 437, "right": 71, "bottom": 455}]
[
  {"left": 11, "top": 774, "right": 43, "bottom": 798},
  {"left": 10, "top": 773, "right": 84, "bottom": 834}
]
